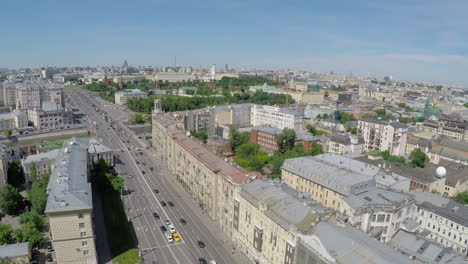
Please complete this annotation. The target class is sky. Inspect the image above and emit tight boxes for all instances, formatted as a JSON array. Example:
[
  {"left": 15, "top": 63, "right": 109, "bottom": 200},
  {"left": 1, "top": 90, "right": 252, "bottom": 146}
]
[{"left": 1, "top": 0, "right": 468, "bottom": 86}]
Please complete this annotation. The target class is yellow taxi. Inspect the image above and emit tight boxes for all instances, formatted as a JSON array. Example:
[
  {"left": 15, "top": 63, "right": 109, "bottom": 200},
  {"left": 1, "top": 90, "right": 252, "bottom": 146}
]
[{"left": 172, "top": 232, "right": 181, "bottom": 242}]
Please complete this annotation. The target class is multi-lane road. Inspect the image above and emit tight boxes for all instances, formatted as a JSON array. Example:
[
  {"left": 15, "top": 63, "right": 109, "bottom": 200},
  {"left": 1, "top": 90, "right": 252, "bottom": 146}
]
[{"left": 65, "top": 88, "right": 245, "bottom": 264}]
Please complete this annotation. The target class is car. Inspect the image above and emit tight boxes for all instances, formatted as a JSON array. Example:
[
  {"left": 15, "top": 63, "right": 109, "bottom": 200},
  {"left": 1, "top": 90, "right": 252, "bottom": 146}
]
[
  {"left": 46, "top": 241, "right": 54, "bottom": 252},
  {"left": 198, "top": 258, "right": 207, "bottom": 264},
  {"left": 135, "top": 161, "right": 140, "bottom": 165},
  {"left": 153, "top": 189, "right": 159, "bottom": 193},
  {"left": 142, "top": 162, "right": 146, "bottom": 165},
  {"left": 179, "top": 218, "right": 187, "bottom": 225},
  {"left": 142, "top": 171, "right": 146, "bottom": 175},
  {"left": 149, "top": 167, "right": 154, "bottom": 171},
  {"left": 197, "top": 240, "right": 206, "bottom": 248},
  {"left": 168, "top": 224, "right": 176, "bottom": 233},
  {"left": 165, "top": 219, "right": 171, "bottom": 225},
  {"left": 160, "top": 225, "right": 167, "bottom": 232},
  {"left": 46, "top": 253, "right": 53, "bottom": 262},
  {"left": 160, "top": 201, "right": 166, "bottom": 207},
  {"left": 172, "top": 232, "right": 181, "bottom": 242},
  {"left": 168, "top": 201, "right": 174, "bottom": 207},
  {"left": 153, "top": 212, "right": 159, "bottom": 219}
]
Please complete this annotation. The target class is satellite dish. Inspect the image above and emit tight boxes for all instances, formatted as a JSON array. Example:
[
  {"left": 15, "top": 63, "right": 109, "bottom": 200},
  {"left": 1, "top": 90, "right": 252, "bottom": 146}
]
[{"left": 436, "top": 167, "right": 447, "bottom": 178}]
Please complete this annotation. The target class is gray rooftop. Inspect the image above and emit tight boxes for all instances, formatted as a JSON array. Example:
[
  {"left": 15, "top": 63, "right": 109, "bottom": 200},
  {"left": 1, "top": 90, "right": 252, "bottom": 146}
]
[
  {"left": 410, "top": 189, "right": 468, "bottom": 227},
  {"left": 282, "top": 154, "right": 377, "bottom": 195},
  {"left": 359, "top": 118, "right": 408, "bottom": 129},
  {"left": 22, "top": 148, "right": 60, "bottom": 165},
  {"left": 329, "top": 133, "right": 364, "bottom": 145},
  {"left": 239, "top": 180, "right": 328, "bottom": 233},
  {"left": 45, "top": 141, "right": 92, "bottom": 214},
  {"left": 0, "top": 242, "right": 29, "bottom": 259},
  {"left": 391, "top": 229, "right": 467, "bottom": 264},
  {"left": 41, "top": 101, "right": 64, "bottom": 112},
  {"left": 343, "top": 187, "right": 414, "bottom": 211},
  {"left": 300, "top": 221, "right": 414, "bottom": 264}
]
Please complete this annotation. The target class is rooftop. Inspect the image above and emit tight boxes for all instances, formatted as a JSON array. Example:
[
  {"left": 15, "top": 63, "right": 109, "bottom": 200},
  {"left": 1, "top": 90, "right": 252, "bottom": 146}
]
[
  {"left": 390, "top": 229, "right": 467, "bottom": 264},
  {"left": 239, "top": 180, "right": 328, "bottom": 233},
  {"left": 22, "top": 148, "right": 60, "bottom": 164},
  {"left": 343, "top": 187, "right": 414, "bottom": 210},
  {"left": 282, "top": 154, "right": 376, "bottom": 195},
  {"left": 359, "top": 118, "right": 408, "bottom": 129},
  {"left": 410, "top": 189, "right": 468, "bottom": 226},
  {"left": 0, "top": 242, "right": 29, "bottom": 259},
  {"left": 45, "top": 141, "right": 92, "bottom": 214},
  {"left": 300, "top": 221, "right": 414, "bottom": 264}
]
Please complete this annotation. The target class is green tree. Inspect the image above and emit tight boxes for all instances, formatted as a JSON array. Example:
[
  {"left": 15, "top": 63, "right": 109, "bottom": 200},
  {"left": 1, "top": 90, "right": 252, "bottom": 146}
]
[
  {"left": 0, "top": 224, "right": 14, "bottom": 245},
  {"left": 275, "top": 128, "right": 296, "bottom": 153},
  {"left": 3, "top": 129, "right": 12, "bottom": 137},
  {"left": 109, "top": 174, "right": 124, "bottom": 192},
  {"left": 0, "top": 185, "right": 24, "bottom": 215},
  {"left": 346, "top": 127, "right": 358, "bottom": 134},
  {"left": 191, "top": 131, "right": 208, "bottom": 144},
  {"left": 409, "top": 149, "right": 429, "bottom": 168},
  {"left": 306, "top": 125, "right": 327, "bottom": 136},
  {"left": 229, "top": 127, "right": 250, "bottom": 152},
  {"left": 236, "top": 143, "right": 260, "bottom": 159},
  {"left": 19, "top": 210, "right": 45, "bottom": 230},
  {"left": 453, "top": 191, "right": 468, "bottom": 204},
  {"left": 132, "top": 113, "right": 145, "bottom": 124},
  {"left": 27, "top": 175, "right": 49, "bottom": 214},
  {"left": 7, "top": 160, "right": 25, "bottom": 189},
  {"left": 13, "top": 223, "right": 44, "bottom": 247},
  {"left": 307, "top": 142, "right": 324, "bottom": 156}
]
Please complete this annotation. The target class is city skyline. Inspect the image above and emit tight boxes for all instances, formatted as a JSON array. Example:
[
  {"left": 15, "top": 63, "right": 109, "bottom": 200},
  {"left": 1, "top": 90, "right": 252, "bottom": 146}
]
[{"left": 1, "top": 0, "right": 468, "bottom": 86}]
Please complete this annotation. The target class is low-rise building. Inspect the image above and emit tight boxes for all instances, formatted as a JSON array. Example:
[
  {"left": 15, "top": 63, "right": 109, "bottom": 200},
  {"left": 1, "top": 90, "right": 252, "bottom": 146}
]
[
  {"left": 358, "top": 118, "right": 408, "bottom": 156},
  {"left": 251, "top": 105, "right": 302, "bottom": 130},
  {"left": 45, "top": 141, "right": 97, "bottom": 264},
  {"left": 152, "top": 72, "right": 193, "bottom": 83},
  {"left": 281, "top": 154, "right": 376, "bottom": 210},
  {"left": 27, "top": 102, "right": 73, "bottom": 130},
  {"left": 0, "top": 110, "right": 28, "bottom": 131},
  {"left": 0, "top": 242, "right": 30, "bottom": 263},
  {"left": 422, "top": 114, "right": 468, "bottom": 142},
  {"left": 411, "top": 189, "right": 468, "bottom": 254},
  {"left": 340, "top": 187, "right": 416, "bottom": 242},
  {"left": 21, "top": 149, "right": 60, "bottom": 184},
  {"left": 327, "top": 133, "right": 364, "bottom": 155},
  {"left": 114, "top": 89, "right": 147, "bottom": 106},
  {"left": 215, "top": 104, "right": 252, "bottom": 128}
]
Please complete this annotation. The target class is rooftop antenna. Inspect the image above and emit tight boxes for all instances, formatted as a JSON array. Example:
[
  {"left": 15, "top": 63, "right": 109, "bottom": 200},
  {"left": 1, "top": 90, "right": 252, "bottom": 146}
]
[{"left": 174, "top": 56, "right": 177, "bottom": 68}]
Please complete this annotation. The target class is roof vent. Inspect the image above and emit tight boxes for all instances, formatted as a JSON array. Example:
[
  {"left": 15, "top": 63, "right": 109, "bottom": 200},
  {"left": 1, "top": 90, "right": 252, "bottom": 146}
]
[{"left": 60, "top": 200, "right": 67, "bottom": 207}]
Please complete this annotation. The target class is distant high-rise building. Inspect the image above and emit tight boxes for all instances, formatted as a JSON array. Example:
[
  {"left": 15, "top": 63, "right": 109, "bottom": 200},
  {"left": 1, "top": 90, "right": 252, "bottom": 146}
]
[
  {"left": 122, "top": 60, "right": 128, "bottom": 68},
  {"left": 225, "top": 64, "right": 229, "bottom": 72},
  {"left": 210, "top": 64, "right": 216, "bottom": 81}
]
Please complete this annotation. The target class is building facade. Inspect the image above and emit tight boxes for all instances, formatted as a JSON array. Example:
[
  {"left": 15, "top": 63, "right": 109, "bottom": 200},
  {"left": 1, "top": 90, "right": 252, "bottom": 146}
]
[
  {"left": 27, "top": 102, "right": 73, "bottom": 130},
  {"left": 114, "top": 89, "right": 147, "bottom": 106},
  {"left": 251, "top": 105, "right": 301, "bottom": 130},
  {"left": 358, "top": 118, "right": 408, "bottom": 156},
  {"left": 327, "top": 133, "right": 364, "bottom": 155}
]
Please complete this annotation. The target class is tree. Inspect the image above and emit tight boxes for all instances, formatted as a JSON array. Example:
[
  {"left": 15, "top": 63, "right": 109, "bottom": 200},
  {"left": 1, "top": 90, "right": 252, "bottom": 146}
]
[
  {"left": 409, "top": 149, "right": 429, "bottom": 168},
  {"left": 19, "top": 210, "right": 45, "bottom": 230},
  {"left": 307, "top": 142, "right": 324, "bottom": 156},
  {"left": 132, "top": 113, "right": 145, "bottom": 124},
  {"left": 7, "top": 161, "right": 25, "bottom": 189},
  {"left": 12, "top": 223, "right": 44, "bottom": 247},
  {"left": 3, "top": 129, "right": 12, "bottom": 137},
  {"left": 191, "top": 131, "right": 208, "bottom": 144},
  {"left": 453, "top": 191, "right": 468, "bottom": 204},
  {"left": 236, "top": 143, "right": 260, "bottom": 159},
  {"left": 275, "top": 128, "right": 296, "bottom": 153},
  {"left": 229, "top": 127, "right": 250, "bottom": 152},
  {"left": 306, "top": 125, "right": 327, "bottom": 136},
  {"left": 27, "top": 175, "right": 49, "bottom": 214},
  {"left": 346, "top": 127, "right": 358, "bottom": 134},
  {"left": 0, "top": 224, "right": 14, "bottom": 245},
  {"left": 0, "top": 185, "right": 24, "bottom": 215}
]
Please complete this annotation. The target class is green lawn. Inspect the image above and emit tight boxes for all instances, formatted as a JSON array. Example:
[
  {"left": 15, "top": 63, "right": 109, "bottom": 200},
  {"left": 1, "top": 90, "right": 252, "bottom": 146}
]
[
  {"left": 37, "top": 138, "right": 68, "bottom": 151},
  {"left": 113, "top": 249, "right": 139, "bottom": 264}
]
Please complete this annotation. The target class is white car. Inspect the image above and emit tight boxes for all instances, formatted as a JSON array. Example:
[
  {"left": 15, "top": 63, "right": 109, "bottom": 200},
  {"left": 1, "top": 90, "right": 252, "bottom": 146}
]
[{"left": 168, "top": 224, "right": 176, "bottom": 234}]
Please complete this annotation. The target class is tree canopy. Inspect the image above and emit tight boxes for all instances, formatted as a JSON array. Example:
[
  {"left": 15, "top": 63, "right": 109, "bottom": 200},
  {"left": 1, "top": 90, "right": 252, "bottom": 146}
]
[
  {"left": 275, "top": 128, "right": 296, "bottom": 153},
  {"left": 7, "top": 161, "right": 24, "bottom": 189},
  {"left": 409, "top": 149, "right": 429, "bottom": 168},
  {"left": 229, "top": 127, "right": 250, "bottom": 152},
  {"left": 0, "top": 185, "right": 24, "bottom": 215}
]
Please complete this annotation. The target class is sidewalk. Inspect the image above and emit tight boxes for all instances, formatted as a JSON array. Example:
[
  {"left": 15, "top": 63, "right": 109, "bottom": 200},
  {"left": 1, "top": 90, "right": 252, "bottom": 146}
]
[{"left": 149, "top": 149, "right": 251, "bottom": 264}]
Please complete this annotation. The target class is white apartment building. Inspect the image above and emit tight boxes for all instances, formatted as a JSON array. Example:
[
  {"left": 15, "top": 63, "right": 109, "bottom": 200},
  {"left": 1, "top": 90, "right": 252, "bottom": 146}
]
[
  {"left": 45, "top": 142, "right": 97, "bottom": 264},
  {"left": 411, "top": 190, "right": 468, "bottom": 254},
  {"left": 327, "top": 133, "right": 364, "bottom": 155},
  {"left": 27, "top": 102, "right": 73, "bottom": 130},
  {"left": 0, "top": 110, "right": 28, "bottom": 131},
  {"left": 358, "top": 118, "right": 408, "bottom": 156},
  {"left": 15, "top": 82, "right": 41, "bottom": 110},
  {"left": 1, "top": 82, "right": 17, "bottom": 107},
  {"left": 340, "top": 188, "right": 416, "bottom": 242},
  {"left": 251, "top": 105, "right": 301, "bottom": 130},
  {"left": 21, "top": 149, "right": 60, "bottom": 183}
]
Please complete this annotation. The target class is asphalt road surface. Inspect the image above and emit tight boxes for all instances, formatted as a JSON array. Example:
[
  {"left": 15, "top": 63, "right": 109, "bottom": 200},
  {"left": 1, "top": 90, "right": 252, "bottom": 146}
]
[{"left": 65, "top": 88, "right": 244, "bottom": 264}]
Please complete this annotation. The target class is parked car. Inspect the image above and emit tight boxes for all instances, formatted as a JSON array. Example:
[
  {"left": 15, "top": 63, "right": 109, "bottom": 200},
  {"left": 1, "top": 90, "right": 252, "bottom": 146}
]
[
  {"left": 197, "top": 240, "right": 206, "bottom": 248},
  {"left": 46, "top": 253, "right": 53, "bottom": 262},
  {"left": 153, "top": 189, "right": 159, "bottom": 193},
  {"left": 46, "top": 241, "right": 54, "bottom": 252},
  {"left": 179, "top": 218, "right": 187, "bottom": 225},
  {"left": 198, "top": 258, "right": 207, "bottom": 264},
  {"left": 168, "top": 201, "right": 174, "bottom": 207},
  {"left": 160, "top": 225, "right": 167, "bottom": 232},
  {"left": 160, "top": 201, "right": 166, "bottom": 207},
  {"left": 153, "top": 212, "right": 159, "bottom": 219}
]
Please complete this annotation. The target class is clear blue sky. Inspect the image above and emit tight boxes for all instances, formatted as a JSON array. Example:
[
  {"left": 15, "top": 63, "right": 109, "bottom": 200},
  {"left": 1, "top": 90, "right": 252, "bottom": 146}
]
[{"left": 1, "top": 0, "right": 467, "bottom": 85}]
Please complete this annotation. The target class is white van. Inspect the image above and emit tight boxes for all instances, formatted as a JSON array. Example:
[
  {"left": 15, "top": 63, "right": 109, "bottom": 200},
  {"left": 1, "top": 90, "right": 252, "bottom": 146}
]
[{"left": 165, "top": 231, "right": 174, "bottom": 243}]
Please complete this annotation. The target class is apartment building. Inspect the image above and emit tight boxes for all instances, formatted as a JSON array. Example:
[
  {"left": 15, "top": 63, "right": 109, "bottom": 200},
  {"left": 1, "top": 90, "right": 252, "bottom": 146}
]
[
  {"left": 340, "top": 187, "right": 416, "bottom": 242},
  {"left": 15, "top": 82, "right": 41, "bottom": 110},
  {"left": 215, "top": 104, "right": 252, "bottom": 128},
  {"left": 251, "top": 105, "right": 301, "bottom": 130},
  {"left": 114, "top": 89, "right": 147, "bottom": 106},
  {"left": 327, "top": 133, "right": 364, "bottom": 155},
  {"left": 233, "top": 180, "right": 328, "bottom": 264},
  {"left": 152, "top": 113, "right": 252, "bottom": 228},
  {"left": 411, "top": 189, "right": 468, "bottom": 254},
  {"left": 21, "top": 149, "right": 60, "bottom": 183},
  {"left": 281, "top": 154, "right": 376, "bottom": 210},
  {"left": 45, "top": 142, "right": 97, "bottom": 264},
  {"left": 0, "top": 144, "right": 8, "bottom": 187},
  {"left": 0, "top": 110, "right": 28, "bottom": 131},
  {"left": 184, "top": 107, "right": 216, "bottom": 137},
  {"left": 358, "top": 118, "right": 408, "bottom": 156},
  {"left": 27, "top": 102, "right": 73, "bottom": 130},
  {"left": 1, "top": 81, "right": 17, "bottom": 107},
  {"left": 422, "top": 114, "right": 468, "bottom": 142}
]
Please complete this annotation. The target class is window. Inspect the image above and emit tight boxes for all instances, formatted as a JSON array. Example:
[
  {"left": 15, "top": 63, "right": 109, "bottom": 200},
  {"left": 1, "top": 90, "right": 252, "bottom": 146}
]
[
  {"left": 82, "top": 241, "right": 88, "bottom": 247},
  {"left": 78, "top": 213, "right": 84, "bottom": 218},
  {"left": 83, "top": 250, "right": 89, "bottom": 255},
  {"left": 80, "top": 232, "right": 87, "bottom": 237},
  {"left": 79, "top": 223, "right": 85, "bottom": 229}
]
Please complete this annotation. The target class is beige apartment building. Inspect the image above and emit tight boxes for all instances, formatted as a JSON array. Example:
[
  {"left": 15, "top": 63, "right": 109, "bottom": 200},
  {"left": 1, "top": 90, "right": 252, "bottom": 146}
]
[
  {"left": 281, "top": 154, "right": 376, "bottom": 211},
  {"left": 358, "top": 118, "right": 408, "bottom": 156},
  {"left": 45, "top": 142, "right": 97, "bottom": 264}
]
